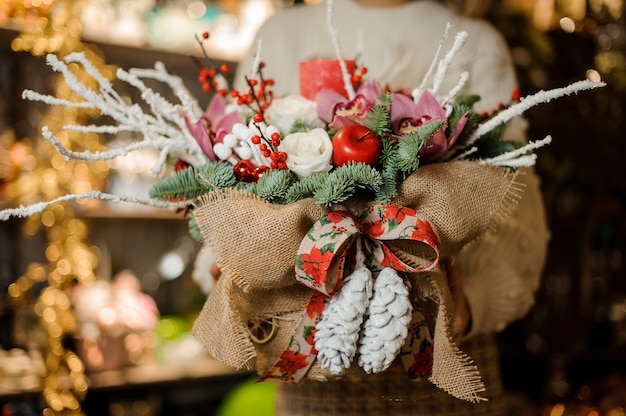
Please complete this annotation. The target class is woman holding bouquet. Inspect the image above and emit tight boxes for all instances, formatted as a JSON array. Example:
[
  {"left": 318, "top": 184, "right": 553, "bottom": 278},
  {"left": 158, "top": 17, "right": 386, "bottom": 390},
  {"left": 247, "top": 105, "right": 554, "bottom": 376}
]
[{"left": 225, "top": 0, "right": 550, "bottom": 414}]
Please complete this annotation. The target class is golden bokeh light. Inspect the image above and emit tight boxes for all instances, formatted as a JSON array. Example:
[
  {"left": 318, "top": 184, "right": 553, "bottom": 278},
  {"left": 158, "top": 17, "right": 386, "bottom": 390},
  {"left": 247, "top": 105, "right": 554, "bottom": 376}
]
[{"left": 6, "top": 0, "right": 115, "bottom": 413}]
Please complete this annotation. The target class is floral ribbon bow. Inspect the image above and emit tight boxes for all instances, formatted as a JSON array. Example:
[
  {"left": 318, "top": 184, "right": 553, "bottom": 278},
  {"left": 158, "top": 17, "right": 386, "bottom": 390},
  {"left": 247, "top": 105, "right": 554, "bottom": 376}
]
[{"left": 261, "top": 203, "right": 440, "bottom": 382}]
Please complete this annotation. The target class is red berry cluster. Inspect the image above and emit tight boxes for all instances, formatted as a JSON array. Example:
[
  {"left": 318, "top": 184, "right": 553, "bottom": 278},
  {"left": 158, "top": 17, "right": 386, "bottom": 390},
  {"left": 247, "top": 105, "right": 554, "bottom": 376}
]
[
  {"left": 195, "top": 31, "right": 232, "bottom": 95},
  {"left": 481, "top": 87, "right": 522, "bottom": 119},
  {"left": 194, "top": 31, "right": 288, "bottom": 175},
  {"left": 249, "top": 113, "right": 288, "bottom": 170},
  {"left": 174, "top": 160, "right": 191, "bottom": 172},
  {"left": 230, "top": 66, "right": 275, "bottom": 116},
  {"left": 350, "top": 65, "right": 368, "bottom": 86}
]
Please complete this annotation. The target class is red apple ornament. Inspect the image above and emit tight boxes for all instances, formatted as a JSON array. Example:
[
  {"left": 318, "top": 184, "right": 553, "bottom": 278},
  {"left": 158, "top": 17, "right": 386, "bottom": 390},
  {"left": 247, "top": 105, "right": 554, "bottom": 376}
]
[{"left": 331, "top": 124, "right": 382, "bottom": 167}]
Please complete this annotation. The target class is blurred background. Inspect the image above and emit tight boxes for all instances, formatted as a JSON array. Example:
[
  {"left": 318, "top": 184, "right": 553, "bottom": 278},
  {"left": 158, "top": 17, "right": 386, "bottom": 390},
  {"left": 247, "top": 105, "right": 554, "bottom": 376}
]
[{"left": 0, "top": 0, "right": 624, "bottom": 415}]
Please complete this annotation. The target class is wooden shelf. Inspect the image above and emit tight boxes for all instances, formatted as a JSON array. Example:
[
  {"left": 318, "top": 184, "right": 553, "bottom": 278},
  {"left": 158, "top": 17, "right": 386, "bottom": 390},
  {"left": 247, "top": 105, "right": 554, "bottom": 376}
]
[
  {"left": 87, "top": 357, "right": 248, "bottom": 391},
  {"left": 77, "top": 203, "right": 188, "bottom": 221},
  {"left": 0, "top": 356, "right": 251, "bottom": 400}
]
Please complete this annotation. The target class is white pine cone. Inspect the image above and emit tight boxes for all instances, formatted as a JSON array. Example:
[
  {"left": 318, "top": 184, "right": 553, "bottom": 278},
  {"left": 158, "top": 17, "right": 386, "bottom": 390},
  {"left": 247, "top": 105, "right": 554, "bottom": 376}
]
[
  {"left": 358, "top": 267, "right": 413, "bottom": 374},
  {"left": 314, "top": 267, "right": 373, "bottom": 375}
]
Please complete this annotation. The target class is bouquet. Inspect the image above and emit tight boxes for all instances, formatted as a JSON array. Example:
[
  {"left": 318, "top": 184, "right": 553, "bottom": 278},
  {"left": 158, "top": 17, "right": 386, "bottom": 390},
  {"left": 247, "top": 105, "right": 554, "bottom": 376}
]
[{"left": 1, "top": 0, "right": 604, "bottom": 403}]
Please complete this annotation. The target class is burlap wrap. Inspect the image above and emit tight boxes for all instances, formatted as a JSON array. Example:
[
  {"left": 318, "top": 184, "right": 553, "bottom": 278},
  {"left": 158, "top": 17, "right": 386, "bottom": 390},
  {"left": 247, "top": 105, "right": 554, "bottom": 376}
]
[{"left": 191, "top": 160, "right": 521, "bottom": 402}]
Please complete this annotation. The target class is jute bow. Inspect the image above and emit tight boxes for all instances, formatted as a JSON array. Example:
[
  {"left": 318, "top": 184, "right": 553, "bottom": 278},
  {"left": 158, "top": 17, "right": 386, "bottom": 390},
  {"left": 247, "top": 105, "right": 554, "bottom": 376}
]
[
  {"left": 260, "top": 203, "right": 440, "bottom": 383},
  {"left": 192, "top": 161, "right": 521, "bottom": 402}
]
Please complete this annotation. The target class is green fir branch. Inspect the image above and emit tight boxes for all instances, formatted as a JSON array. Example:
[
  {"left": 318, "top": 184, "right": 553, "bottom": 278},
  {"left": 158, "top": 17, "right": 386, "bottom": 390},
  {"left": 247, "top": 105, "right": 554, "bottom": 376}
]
[
  {"left": 254, "top": 168, "right": 298, "bottom": 204},
  {"left": 188, "top": 216, "right": 204, "bottom": 242},
  {"left": 149, "top": 167, "right": 206, "bottom": 201},
  {"left": 378, "top": 135, "right": 397, "bottom": 170},
  {"left": 314, "top": 162, "right": 383, "bottom": 206},
  {"left": 285, "top": 172, "right": 327, "bottom": 203},
  {"left": 197, "top": 161, "right": 240, "bottom": 188},
  {"left": 376, "top": 138, "right": 401, "bottom": 203},
  {"left": 149, "top": 161, "right": 237, "bottom": 201},
  {"left": 396, "top": 120, "right": 444, "bottom": 175},
  {"left": 236, "top": 181, "right": 258, "bottom": 194},
  {"left": 364, "top": 92, "right": 392, "bottom": 137}
]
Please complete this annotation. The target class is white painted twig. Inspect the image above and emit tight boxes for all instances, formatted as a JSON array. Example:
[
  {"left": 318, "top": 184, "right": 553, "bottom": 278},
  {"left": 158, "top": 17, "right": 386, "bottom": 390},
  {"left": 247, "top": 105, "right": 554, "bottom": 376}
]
[
  {"left": 449, "top": 146, "right": 477, "bottom": 161},
  {"left": 443, "top": 71, "right": 469, "bottom": 114},
  {"left": 412, "top": 23, "right": 452, "bottom": 103},
  {"left": 478, "top": 136, "right": 552, "bottom": 168},
  {"left": 251, "top": 39, "right": 263, "bottom": 78},
  {"left": 480, "top": 154, "right": 538, "bottom": 168},
  {"left": 468, "top": 80, "right": 606, "bottom": 146},
  {"left": 24, "top": 53, "right": 208, "bottom": 175},
  {"left": 431, "top": 31, "right": 468, "bottom": 97},
  {"left": 0, "top": 191, "right": 188, "bottom": 221},
  {"left": 41, "top": 127, "right": 203, "bottom": 174},
  {"left": 326, "top": 0, "right": 355, "bottom": 100}
]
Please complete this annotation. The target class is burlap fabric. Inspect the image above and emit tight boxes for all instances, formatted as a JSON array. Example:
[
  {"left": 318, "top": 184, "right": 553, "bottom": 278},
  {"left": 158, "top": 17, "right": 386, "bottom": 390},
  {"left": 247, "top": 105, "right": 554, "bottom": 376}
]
[{"left": 192, "top": 160, "right": 521, "bottom": 401}]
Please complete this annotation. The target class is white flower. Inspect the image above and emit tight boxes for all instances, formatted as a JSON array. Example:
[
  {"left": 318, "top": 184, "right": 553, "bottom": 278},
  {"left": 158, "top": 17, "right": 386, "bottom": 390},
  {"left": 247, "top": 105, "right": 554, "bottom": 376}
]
[
  {"left": 278, "top": 128, "right": 333, "bottom": 179},
  {"left": 266, "top": 95, "right": 324, "bottom": 134}
]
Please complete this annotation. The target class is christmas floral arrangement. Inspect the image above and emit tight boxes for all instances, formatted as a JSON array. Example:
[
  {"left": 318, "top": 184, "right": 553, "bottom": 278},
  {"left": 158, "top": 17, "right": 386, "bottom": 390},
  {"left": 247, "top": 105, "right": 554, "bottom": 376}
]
[{"left": 1, "top": 0, "right": 604, "bottom": 404}]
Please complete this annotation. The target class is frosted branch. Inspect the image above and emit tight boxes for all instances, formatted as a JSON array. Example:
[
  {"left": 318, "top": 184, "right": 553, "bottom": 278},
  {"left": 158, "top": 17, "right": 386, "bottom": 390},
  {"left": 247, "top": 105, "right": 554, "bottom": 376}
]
[
  {"left": 431, "top": 31, "right": 468, "bottom": 97},
  {"left": 326, "top": 0, "right": 355, "bottom": 100},
  {"left": 412, "top": 23, "right": 452, "bottom": 103},
  {"left": 0, "top": 191, "right": 188, "bottom": 221},
  {"left": 64, "top": 52, "right": 118, "bottom": 95},
  {"left": 251, "top": 39, "right": 263, "bottom": 78},
  {"left": 127, "top": 62, "right": 202, "bottom": 119},
  {"left": 478, "top": 136, "right": 552, "bottom": 167},
  {"left": 443, "top": 71, "right": 469, "bottom": 114},
  {"left": 468, "top": 80, "right": 606, "bottom": 146},
  {"left": 63, "top": 124, "right": 135, "bottom": 134},
  {"left": 42, "top": 127, "right": 203, "bottom": 175},
  {"left": 480, "top": 154, "right": 538, "bottom": 168},
  {"left": 449, "top": 146, "right": 477, "bottom": 161},
  {"left": 21, "top": 90, "right": 94, "bottom": 109},
  {"left": 24, "top": 52, "right": 207, "bottom": 175}
]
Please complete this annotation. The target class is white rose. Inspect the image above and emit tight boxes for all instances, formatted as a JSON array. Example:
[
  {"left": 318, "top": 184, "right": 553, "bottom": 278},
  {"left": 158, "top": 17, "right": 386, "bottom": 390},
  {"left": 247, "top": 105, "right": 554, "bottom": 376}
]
[
  {"left": 278, "top": 128, "right": 333, "bottom": 179},
  {"left": 266, "top": 95, "right": 324, "bottom": 134}
]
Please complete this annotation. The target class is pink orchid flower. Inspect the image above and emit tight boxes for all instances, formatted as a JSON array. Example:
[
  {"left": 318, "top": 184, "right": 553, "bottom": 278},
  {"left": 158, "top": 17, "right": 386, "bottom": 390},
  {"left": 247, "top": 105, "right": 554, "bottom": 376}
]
[
  {"left": 315, "top": 80, "right": 381, "bottom": 129},
  {"left": 391, "top": 90, "right": 468, "bottom": 162},
  {"left": 184, "top": 94, "right": 241, "bottom": 161}
]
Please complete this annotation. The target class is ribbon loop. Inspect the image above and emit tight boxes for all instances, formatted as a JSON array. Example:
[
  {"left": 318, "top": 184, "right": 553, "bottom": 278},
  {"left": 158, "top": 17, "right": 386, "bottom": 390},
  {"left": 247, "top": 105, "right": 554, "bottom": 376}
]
[{"left": 295, "top": 210, "right": 359, "bottom": 296}]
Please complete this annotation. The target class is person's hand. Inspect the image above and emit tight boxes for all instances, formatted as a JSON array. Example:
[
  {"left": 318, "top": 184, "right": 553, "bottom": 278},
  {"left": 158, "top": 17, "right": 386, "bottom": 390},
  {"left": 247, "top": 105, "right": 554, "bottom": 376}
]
[{"left": 442, "top": 258, "right": 472, "bottom": 346}]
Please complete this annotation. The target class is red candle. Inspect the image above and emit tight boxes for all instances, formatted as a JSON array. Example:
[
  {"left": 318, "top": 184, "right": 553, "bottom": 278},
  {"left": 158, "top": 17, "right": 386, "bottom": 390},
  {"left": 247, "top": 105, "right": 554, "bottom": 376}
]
[{"left": 299, "top": 59, "right": 356, "bottom": 100}]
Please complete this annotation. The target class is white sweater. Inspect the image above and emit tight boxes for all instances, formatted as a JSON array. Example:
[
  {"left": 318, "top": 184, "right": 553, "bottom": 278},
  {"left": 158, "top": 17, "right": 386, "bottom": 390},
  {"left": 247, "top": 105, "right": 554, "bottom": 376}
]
[{"left": 235, "top": 0, "right": 550, "bottom": 338}]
